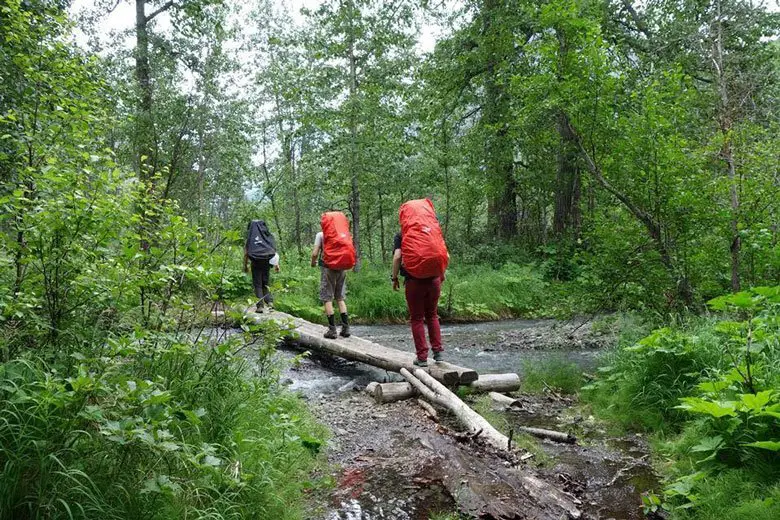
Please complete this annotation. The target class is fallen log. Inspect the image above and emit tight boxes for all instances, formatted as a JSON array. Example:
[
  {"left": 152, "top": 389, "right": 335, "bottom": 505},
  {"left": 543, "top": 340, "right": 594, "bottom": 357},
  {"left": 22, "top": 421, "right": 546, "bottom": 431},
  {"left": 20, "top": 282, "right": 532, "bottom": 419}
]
[
  {"left": 248, "top": 310, "right": 477, "bottom": 385},
  {"left": 367, "top": 381, "right": 417, "bottom": 404},
  {"left": 468, "top": 373, "right": 521, "bottom": 393},
  {"left": 401, "top": 367, "right": 510, "bottom": 452},
  {"left": 368, "top": 373, "right": 521, "bottom": 404},
  {"left": 364, "top": 382, "right": 380, "bottom": 397},
  {"left": 489, "top": 391, "right": 522, "bottom": 408},
  {"left": 517, "top": 426, "right": 576, "bottom": 444}
]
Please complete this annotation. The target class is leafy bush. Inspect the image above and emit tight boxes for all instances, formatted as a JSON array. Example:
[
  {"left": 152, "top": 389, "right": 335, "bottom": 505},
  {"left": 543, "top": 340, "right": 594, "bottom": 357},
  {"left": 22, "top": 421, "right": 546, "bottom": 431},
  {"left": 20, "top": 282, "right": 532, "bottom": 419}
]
[{"left": 586, "top": 286, "right": 780, "bottom": 518}]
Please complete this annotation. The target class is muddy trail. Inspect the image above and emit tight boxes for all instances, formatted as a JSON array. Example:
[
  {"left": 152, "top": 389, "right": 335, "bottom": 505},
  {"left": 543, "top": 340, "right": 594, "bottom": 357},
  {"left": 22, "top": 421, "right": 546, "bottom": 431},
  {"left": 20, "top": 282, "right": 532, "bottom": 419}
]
[{"left": 275, "top": 319, "right": 659, "bottom": 520}]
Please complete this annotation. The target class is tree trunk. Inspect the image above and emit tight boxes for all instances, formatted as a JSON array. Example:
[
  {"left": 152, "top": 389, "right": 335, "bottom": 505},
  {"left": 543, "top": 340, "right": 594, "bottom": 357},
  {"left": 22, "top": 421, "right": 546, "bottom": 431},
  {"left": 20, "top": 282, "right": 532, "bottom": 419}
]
[
  {"left": 378, "top": 187, "right": 386, "bottom": 262},
  {"left": 482, "top": 0, "right": 516, "bottom": 239},
  {"left": 347, "top": 0, "right": 361, "bottom": 270},
  {"left": 401, "top": 367, "right": 510, "bottom": 451},
  {"left": 470, "top": 373, "right": 521, "bottom": 393},
  {"left": 134, "top": 0, "right": 155, "bottom": 180},
  {"left": 714, "top": 0, "right": 741, "bottom": 292},
  {"left": 260, "top": 124, "right": 284, "bottom": 252},
  {"left": 248, "top": 309, "right": 478, "bottom": 385},
  {"left": 554, "top": 112, "right": 581, "bottom": 239},
  {"left": 563, "top": 115, "right": 693, "bottom": 305},
  {"left": 366, "top": 373, "right": 521, "bottom": 404}
]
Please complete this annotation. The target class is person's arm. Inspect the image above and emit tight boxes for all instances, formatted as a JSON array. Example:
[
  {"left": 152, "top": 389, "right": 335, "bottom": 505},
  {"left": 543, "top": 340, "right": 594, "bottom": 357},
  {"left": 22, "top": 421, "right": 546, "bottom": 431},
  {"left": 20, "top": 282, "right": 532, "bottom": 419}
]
[
  {"left": 243, "top": 247, "right": 249, "bottom": 273},
  {"left": 391, "top": 248, "right": 402, "bottom": 291},
  {"left": 311, "top": 245, "right": 320, "bottom": 267}
]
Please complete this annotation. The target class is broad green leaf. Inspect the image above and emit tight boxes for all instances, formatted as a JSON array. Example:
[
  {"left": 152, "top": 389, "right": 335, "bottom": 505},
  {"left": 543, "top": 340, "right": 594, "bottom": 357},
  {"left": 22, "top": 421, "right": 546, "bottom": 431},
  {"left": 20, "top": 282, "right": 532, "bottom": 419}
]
[{"left": 742, "top": 441, "right": 780, "bottom": 451}]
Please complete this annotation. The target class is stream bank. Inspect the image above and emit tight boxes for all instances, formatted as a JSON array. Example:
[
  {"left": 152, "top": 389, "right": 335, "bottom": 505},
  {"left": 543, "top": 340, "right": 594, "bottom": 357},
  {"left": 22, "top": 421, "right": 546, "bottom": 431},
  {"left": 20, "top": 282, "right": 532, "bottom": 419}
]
[{"left": 273, "top": 319, "right": 659, "bottom": 519}]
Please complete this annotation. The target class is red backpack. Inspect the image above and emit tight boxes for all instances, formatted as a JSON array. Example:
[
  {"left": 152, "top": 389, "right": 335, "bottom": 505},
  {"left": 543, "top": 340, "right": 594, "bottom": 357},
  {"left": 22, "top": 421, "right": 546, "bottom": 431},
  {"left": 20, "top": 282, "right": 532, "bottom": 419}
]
[
  {"left": 321, "top": 211, "right": 356, "bottom": 270},
  {"left": 399, "top": 199, "right": 449, "bottom": 279}
]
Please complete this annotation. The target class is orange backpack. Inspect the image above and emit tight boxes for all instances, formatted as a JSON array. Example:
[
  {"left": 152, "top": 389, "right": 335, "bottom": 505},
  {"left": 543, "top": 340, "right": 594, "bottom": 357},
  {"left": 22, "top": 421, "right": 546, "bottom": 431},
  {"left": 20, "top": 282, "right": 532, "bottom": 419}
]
[
  {"left": 399, "top": 199, "right": 448, "bottom": 279},
  {"left": 320, "top": 211, "right": 356, "bottom": 270}
]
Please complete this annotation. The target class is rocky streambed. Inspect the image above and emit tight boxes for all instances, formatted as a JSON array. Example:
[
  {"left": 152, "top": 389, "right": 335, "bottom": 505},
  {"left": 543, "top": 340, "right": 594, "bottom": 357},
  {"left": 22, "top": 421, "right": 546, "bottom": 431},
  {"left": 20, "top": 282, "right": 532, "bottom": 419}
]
[{"left": 273, "top": 319, "right": 659, "bottom": 520}]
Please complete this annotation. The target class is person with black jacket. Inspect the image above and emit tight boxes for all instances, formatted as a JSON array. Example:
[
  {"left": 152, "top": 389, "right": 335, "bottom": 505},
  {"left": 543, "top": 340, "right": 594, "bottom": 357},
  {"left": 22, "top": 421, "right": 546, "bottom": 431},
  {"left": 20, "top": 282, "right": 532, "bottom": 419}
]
[{"left": 244, "top": 220, "right": 280, "bottom": 313}]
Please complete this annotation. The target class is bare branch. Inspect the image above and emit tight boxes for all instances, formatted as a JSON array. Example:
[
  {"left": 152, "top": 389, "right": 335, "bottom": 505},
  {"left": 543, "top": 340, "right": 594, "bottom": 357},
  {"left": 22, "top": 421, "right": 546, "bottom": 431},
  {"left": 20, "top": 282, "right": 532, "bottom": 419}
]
[{"left": 146, "top": 0, "right": 176, "bottom": 23}]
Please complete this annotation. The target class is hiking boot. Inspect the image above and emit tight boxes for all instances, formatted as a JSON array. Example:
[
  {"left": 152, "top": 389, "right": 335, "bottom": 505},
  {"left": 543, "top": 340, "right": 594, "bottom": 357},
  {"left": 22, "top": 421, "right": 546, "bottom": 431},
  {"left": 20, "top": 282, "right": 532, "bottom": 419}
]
[
  {"left": 339, "top": 324, "right": 351, "bottom": 338},
  {"left": 254, "top": 303, "right": 264, "bottom": 314},
  {"left": 324, "top": 326, "right": 338, "bottom": 339},
  {"left": 433, "top": 351, "right": 443, "bottom": 362},
  {"left": 413, "top": 358, "right": 428, "bottom": 367}
]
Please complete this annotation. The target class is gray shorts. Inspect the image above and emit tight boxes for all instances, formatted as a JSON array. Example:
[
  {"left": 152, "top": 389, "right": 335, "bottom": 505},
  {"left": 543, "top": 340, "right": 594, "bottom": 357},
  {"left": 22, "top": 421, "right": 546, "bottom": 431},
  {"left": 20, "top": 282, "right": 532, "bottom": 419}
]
[{"left": 319, "top": 267, "right": 347, "bottom": 302}]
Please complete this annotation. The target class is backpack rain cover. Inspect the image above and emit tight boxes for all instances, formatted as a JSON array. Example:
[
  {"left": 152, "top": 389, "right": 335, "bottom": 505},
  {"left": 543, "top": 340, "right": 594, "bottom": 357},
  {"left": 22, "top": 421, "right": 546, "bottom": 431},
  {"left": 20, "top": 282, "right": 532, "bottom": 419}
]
[
  {"left": 246, "top": 220, "right": 276, "bottom": 261},
  {"left": 399, "top": 199, "right": 449, "bottom": 279},
  {"left": 320, "top": 211, "right": 356, "bottom": 270}
]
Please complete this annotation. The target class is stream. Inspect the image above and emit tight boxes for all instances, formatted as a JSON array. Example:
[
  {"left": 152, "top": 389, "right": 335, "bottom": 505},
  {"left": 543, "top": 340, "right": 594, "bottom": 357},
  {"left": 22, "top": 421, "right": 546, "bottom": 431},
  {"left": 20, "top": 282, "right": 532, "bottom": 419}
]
[
  {"left": 279, "top": 319, "right": 604, "bottom": 396},
  {"left": 264, "top": 319, "right": 659, "bottom": 519}
]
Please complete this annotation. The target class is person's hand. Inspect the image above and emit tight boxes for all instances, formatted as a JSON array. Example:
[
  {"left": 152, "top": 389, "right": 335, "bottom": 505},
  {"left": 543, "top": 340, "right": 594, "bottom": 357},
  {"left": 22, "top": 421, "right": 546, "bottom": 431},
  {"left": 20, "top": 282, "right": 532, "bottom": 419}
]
[
  {"left": 274, "top": 265, "right": 280, "bottom": 273},
  {"left": 392, "top": 278, "right": 400, "bottom": 291},
  {"left": 243, "top": 264, "right": 248, "bottom": 273},
  {"left": 441, "top": 272, "right": 446, "bottom": 283},
  {"left": 310, "top": 260, "right": 316, "bottom": 268}
]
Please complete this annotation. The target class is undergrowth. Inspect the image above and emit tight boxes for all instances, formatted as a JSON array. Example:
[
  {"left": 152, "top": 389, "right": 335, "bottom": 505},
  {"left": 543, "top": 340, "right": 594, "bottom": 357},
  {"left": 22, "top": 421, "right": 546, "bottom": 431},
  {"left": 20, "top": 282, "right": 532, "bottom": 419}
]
[
  {"left": 520, "top": 356, "right": 584, "bottom": 395},
  {"left": 243, "top": 260, "right": 602, "bottom": 324},
  {"left": 0, "top": 321, "right": 328, "bottom": 520},
  {"left": 584, "top": 287, "right": 780, "bottom": 519}
]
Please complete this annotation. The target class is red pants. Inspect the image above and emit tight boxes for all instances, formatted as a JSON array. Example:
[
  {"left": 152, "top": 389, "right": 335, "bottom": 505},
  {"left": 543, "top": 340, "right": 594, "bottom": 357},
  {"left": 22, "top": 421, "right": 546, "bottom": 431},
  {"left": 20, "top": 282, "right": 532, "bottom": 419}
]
[{"left": 404, "top": 277, "right": 443, "bottom": 361}]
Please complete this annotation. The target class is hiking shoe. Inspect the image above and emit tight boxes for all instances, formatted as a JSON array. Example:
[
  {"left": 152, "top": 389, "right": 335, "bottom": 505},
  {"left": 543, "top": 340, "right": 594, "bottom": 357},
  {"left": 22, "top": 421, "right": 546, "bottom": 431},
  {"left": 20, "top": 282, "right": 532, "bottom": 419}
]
[
  {"left": 324, "top": 326, "right": 338, "bottom": 339},
  {"left": 433, "top": 351, "right": 443, "bottom": 362},
  {"left": 340, "top": 324, "right": 351, "bottom": 338},
  {"left": 412, "top": 358, "right": 428, "bottom": 367}
]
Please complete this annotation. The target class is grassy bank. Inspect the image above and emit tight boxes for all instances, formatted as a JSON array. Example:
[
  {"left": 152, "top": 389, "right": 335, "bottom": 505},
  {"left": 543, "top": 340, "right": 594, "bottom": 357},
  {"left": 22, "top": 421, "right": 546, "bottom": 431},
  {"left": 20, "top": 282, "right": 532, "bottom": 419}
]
[
  {"left": 229, "top": 261, "right": 600, "bottom": 324},
  {"left": 582, "top": 287, "right": 780, "bottom": 519},
  {"left": 0, "top": 321, "right": 328, "bottom": 520}
]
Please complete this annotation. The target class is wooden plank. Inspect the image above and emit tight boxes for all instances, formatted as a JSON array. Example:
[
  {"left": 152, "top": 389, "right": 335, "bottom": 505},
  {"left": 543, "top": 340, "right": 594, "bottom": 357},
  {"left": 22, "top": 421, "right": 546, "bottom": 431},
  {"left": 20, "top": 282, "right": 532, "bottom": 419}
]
[{"left": 247, "top": 310, "right": 478, "bottom": 385}]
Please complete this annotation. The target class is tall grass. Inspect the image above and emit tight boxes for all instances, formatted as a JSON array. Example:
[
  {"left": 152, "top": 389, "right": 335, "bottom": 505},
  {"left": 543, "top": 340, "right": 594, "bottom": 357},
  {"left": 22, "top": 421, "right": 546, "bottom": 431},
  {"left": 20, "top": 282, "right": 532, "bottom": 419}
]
[
  {"left": 520, "top": 356, "right": 583, "bottom": 395},
  {"left": 0, "top": 323, "right": 327, "bottom": 520},
  {"left": 260, "top": 261, "right": 583, "bottom": 324}
]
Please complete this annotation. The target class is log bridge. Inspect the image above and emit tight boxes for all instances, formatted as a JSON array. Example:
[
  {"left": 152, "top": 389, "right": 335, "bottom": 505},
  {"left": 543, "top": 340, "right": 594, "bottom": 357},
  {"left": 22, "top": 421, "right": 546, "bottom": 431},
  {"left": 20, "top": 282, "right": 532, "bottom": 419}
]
[
  {"left": 247, "top": 309, "right": 582, "bottom": 518},
  {"left": 247, "top": 309, "right": 481, "bottom": 386}
]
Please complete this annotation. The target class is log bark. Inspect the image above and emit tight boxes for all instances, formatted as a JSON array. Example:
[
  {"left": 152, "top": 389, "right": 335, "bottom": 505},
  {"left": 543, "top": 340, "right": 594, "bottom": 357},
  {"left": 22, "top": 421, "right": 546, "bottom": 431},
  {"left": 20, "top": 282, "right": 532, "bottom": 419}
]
[
  {"left": 401, "top": 368, "right": 510, "bottom": 452},
  {"left": 248, "top": 310, "right": 477, "bottom": 385},
  {"left": 469, "top": 373, "right": 521, "bottom": 393},
  {"left": 368, "top": 373, "right": 521, "bottom": 404},
  {"left": 517, "top": 426, "right": 576, "bottom": 444},
  {"left": 368, "top": 381, "right": 417, "bottom": 404},
  {"left": 489, "top": 391, "right": 521, "bottom": 408}
]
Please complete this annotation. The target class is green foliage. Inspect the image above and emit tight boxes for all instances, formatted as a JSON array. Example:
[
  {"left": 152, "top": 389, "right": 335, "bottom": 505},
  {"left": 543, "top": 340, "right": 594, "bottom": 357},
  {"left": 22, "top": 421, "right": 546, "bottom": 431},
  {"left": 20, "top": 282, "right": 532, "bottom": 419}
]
[
  {"left": 585, "top": 287, "right": 780, "bottom": 517},
  {"left": 0, "top": 325, "right": 326, "bottom": 520},
  {"left": 520, "top": 356, "right": 583, "bottom": 395},
  {"left": 260, "top": 260, "right": 597, "bottom": 324}
]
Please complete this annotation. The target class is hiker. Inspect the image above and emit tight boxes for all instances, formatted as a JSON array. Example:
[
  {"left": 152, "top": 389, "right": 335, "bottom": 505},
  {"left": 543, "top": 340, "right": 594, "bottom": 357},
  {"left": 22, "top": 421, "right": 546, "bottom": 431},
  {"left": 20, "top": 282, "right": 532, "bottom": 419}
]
[
  {"left": 391, "top": 199, "right": 449, "bottom": 367},
  {"left": 244, "top": 220, "right": 280, "bottom": 313},
  {"left": 311, "top": 211, "right": 356, "bottom": 339}
]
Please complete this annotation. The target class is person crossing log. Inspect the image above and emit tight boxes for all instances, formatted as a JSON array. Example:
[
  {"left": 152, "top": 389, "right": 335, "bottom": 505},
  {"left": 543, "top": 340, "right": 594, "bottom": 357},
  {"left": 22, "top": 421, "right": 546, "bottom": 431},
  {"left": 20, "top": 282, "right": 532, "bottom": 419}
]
[{"left": 247, "top": 309, "right": 478, "bottom": 385}]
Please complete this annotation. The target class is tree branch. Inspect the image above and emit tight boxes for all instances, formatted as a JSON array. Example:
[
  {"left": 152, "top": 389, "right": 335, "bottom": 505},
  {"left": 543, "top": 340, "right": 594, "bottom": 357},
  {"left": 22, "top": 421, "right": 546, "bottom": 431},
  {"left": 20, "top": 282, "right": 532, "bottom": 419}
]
[{"left": 146, "top": 0, "right": 176, "bottom": 23}]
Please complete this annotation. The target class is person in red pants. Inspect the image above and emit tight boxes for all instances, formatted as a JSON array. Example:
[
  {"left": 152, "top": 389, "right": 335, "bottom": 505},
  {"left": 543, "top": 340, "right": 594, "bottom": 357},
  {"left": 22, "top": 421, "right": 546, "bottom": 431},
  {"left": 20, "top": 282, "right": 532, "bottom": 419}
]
[{"left": 391, "top": 232, "right": 444, "bottom": 367}]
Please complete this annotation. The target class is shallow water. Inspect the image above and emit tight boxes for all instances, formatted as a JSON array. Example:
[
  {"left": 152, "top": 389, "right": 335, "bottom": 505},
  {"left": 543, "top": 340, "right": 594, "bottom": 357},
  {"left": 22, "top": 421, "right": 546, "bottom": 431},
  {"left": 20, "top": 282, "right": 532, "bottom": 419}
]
[
  {"left": 280, "top": 320, "right": 604, "bottom": 398},
  {"left": 271, "top": 320, "right": 658, "bottom": 520}
]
